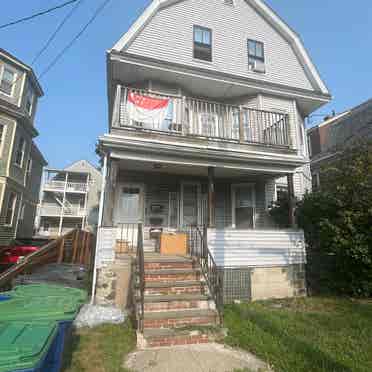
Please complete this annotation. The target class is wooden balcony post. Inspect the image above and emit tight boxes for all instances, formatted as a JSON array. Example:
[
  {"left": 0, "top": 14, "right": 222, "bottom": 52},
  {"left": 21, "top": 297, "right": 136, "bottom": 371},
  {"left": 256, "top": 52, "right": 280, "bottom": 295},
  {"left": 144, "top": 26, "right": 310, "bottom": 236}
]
[
  {"left": 287, "top": 173, "right": 296, "bottom": 228},
  {"left": 208, "top": 167, "right": 216, "bottom": 228},
  {"left": 239, "top": 106, "right": 245, "bottom": 143}
]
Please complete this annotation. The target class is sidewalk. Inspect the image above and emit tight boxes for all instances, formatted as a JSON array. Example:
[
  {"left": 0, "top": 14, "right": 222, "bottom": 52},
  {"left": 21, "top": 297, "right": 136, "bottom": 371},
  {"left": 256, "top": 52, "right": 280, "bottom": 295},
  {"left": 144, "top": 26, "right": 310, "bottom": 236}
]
[{"left": 124, "top": 343, "right": 271, "bottom": 372}]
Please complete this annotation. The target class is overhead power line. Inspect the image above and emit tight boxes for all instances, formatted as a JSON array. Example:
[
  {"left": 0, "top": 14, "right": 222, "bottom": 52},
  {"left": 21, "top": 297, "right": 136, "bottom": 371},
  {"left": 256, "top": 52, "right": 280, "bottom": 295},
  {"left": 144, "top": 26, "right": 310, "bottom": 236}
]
[
  {"left": 38, "top": 0, "right": 112, "bottom": 80},
  {"left": 31, "top": 0, "right": 85, "bottom": 65},
  {"left": 0, "top": 0, "right": 80, "bottom": 30}
]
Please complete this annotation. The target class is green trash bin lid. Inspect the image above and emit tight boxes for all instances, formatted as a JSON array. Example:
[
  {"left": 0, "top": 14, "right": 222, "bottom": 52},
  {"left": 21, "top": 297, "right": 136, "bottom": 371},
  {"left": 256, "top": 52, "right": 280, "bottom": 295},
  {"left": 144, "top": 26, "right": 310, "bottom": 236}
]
[
  {"left": 0, "top": 296, "right": 79, "bottom": 322},
  {"left": 9, "top": 284, "right": 88, "bottom": 305},
  {"left": 0, "top": 321, "right": 58, "bottom": 372}
]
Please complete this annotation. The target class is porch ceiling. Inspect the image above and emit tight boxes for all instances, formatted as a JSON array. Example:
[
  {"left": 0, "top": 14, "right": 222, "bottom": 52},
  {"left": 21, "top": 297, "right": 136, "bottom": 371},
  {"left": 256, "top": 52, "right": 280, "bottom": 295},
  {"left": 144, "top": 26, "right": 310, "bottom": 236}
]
[
  {"left": 114, "top": 158, "right": 283, "bottom": 180},
  {"left": 110, "top": 53, "right": 330, "bottom": 116}
]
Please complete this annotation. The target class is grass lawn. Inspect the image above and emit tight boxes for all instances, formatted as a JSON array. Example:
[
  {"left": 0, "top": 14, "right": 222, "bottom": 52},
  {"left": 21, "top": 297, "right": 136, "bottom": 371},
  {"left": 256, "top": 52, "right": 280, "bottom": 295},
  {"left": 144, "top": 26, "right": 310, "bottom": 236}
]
[
  {"left": 224, "top": 297, "right": 372, "bottom": 372},
  {"left": 62, "top": 321, "right": 136, "bottom": 372}
]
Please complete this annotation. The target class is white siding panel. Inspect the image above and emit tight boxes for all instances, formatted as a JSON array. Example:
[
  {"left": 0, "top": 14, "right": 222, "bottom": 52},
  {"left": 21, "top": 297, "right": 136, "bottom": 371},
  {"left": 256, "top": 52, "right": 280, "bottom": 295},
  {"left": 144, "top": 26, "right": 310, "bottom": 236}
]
[
  {"left": 126, "top": 0, "right": 314, "bottom": 91},
  {"left": 208, "top": 228, "right": 306, "bottom": 267},
  {"left": 96, "top": 227, "right": 116, "bottom": 268}
]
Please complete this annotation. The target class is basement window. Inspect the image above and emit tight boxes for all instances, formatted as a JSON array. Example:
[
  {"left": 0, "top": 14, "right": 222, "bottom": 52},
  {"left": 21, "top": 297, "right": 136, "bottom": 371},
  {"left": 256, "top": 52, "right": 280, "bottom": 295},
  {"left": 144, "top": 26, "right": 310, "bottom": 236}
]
[{"left": 193, "top": 26, "right": 212, "bottom": 62}]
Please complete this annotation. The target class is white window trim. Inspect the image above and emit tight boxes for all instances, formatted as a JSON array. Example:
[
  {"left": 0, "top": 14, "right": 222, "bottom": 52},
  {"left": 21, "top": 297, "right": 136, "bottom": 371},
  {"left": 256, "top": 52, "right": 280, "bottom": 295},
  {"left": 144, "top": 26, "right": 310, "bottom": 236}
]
[
  {"left": 231, "top": 183, "right": 256, "bottom": 229},
  {"left": 0, "top": 123, "right": 7, "bottom": 158},
  {"left": 4, "top": 192, "right": 17, "bottom": 227},
  {"left": 0, "top": 65, "right": 17, "bottom": 98}
]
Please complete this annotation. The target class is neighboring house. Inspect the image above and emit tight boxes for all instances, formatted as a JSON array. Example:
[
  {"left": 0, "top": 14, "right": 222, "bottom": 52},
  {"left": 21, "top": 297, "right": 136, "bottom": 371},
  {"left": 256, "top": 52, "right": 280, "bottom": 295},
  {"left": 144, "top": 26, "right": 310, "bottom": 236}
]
[
  {"left": 36, "top": 160, "right": 102, "bottom": 237},
  {"left": 93, "top": 0, "right": 331, "bottom": 334},
  {"left": 0, "top": 49, "right": 47, "bottom": 244},
  {"left": 308, "top": 98, "right": 372, "bottom": 188}
]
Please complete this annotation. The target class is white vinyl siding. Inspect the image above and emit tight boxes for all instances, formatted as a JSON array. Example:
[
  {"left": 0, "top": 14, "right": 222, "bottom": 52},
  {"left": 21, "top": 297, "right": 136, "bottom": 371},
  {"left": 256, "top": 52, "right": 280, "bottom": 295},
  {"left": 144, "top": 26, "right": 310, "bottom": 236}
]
[
  {"left": 208, "top": 229, "right": 306, "bottom": 267},
  {"left": 126, "top": 0, "right": 314, "bottom": 91}
]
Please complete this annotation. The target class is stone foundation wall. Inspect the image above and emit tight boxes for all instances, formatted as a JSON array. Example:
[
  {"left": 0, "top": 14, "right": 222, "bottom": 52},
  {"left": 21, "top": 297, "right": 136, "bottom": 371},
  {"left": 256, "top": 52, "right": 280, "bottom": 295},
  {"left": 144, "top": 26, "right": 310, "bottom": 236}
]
[{"left": 95, "top": 256, "right": 134, "bottom": 310}]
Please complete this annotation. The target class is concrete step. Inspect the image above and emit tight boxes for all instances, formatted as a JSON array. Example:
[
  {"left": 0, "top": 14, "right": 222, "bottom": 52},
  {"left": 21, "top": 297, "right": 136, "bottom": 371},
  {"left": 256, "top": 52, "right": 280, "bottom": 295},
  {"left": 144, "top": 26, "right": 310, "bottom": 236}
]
[
  {"left": 143, "top": 294, "right": 211, "bottom": 312},
  {"left": 141, "top": 328, "right": 211, "bottom": 347},
  {"left": 143, "top": 309, "right": 218, "bottom": 329},
  {"left": 144, "top": 280, "right": 204, "bottom": 296},
  {"left": 145, "top": 268, "right": 201, "bottom": 283},
  {"left": 144, "top": 259, "right": 196, "bottom": 271}
]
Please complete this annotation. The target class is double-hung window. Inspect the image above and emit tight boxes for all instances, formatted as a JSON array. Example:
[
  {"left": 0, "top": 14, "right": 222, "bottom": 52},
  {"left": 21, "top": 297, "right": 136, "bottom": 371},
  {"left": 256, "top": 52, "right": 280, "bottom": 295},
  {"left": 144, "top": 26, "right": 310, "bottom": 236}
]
[
  {"left": 193, "top": 26, "right": 212, "bottom": 62},
  {"left": 25, "top": 86, "right": 35, "bottom": 115},
  {"left": 5, "top": 192, "right": 17, "bottom": 226},
  {"left": 248, "top": 39, "right": 265, "bottom": 72},
  {"left": 15, "top": 138, "right": 26, "bottom": 167},
  {"left": 0, "top": 67, "right": 16, "bottom": 96}
]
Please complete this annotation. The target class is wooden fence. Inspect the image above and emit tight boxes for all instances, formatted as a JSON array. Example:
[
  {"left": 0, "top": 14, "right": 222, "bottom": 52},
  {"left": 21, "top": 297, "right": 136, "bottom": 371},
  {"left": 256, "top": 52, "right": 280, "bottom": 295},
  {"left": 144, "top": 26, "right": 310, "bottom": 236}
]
[{"left": 0, "top": 229, "right": 95, "bottom": 290}]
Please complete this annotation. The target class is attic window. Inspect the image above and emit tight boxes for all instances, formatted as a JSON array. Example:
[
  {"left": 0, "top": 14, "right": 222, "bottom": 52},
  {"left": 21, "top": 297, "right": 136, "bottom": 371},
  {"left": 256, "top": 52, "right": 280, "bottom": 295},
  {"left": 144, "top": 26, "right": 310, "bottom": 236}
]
[
  {"left": 223, "top": 0, "right": 234, "bottom": 6},
  {"left": 193, "top": 26, "right": 212, "bottom": 62},
  {"left": 248, "top": 39, "right": 265, "bottom": 73}
]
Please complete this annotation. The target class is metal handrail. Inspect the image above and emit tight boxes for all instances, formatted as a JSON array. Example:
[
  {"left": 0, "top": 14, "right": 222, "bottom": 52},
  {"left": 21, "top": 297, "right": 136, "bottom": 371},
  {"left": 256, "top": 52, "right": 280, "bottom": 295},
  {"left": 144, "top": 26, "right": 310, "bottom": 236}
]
[
  {"left": 188, "top": 225, "right": 224, "bottom": 323},
  {"left": 116, "top": 85, "right": 291, "bottom": 148},
  {"left": 135, "top": 223, "right": 145, "bottom": 332}
]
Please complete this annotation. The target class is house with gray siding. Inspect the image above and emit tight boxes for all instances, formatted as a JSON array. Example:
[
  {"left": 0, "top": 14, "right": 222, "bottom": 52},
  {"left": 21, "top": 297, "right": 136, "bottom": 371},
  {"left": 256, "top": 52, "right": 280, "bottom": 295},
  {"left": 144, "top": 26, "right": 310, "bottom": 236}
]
[
  {"left": 93, "top": 0, "right": 331, "bottom": 346},
  {"left": 308, "top": 98, "right": 372, "bottom": 188},
  {"left": 0, "top": 49, "right": 47, "bottom": 245},
  {"left": 36, "top": 160, "right": 102, "bottom": 237}
]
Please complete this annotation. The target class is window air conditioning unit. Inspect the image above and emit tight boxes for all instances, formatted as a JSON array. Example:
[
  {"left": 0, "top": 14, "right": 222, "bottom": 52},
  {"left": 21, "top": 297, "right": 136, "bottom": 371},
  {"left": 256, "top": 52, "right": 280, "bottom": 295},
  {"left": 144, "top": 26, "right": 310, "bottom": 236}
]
[{"left": 251, "top": 60, "right": 266, "bottom": 73}]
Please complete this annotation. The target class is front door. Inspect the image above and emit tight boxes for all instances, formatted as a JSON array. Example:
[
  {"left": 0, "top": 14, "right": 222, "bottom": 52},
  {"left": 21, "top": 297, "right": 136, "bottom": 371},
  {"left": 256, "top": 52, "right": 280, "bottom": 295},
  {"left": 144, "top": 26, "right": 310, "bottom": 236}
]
[
  {"left": 232, "top": 184, "right": 256, "bottom": 229},
  {"left": 114, "top": 184, "right": 144, "bottom": 225},
  {"left": 181, "top": 183, "right": 201, "bottom": 227}
]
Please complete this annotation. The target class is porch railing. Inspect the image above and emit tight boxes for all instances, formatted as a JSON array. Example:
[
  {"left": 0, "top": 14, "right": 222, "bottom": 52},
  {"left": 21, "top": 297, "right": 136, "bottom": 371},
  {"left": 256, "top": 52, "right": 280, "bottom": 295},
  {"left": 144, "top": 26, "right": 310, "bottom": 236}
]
[
  {"left": 134, "top": 223, "right": 145, "bottom": 333},
  {"left": 114, "top": 85, "right": 291, "bottom": 148},
  {"left": 188, "top": 225, "right": 224, "bottom": 322},
  {"left": 44, "top": 180, "right": 88, "bottom": 193}
]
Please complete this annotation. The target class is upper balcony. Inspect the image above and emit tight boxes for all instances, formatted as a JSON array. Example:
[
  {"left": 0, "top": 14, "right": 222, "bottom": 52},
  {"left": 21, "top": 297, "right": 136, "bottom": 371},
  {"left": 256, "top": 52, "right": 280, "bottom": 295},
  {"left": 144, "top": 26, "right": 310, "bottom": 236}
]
[
  {"left": 111, "top": 86, "right": 292, "bottom": 149},
  {"left": 44, "top": 180, "right": 88, "bottom": 194}
]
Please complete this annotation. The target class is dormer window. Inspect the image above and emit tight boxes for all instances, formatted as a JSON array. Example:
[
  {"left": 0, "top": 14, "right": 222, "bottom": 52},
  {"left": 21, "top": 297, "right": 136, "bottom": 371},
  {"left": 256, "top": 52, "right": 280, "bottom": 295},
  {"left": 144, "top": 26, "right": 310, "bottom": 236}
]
[
  {"left": 0, "top": 67, "right": 16, "bottom": 96},
  {"left": 248, "top": 39, "right": 265, "bottom": 73},
  {"left": 25, "top": 85, "right": 35, "bottom": 115},
  {"left": 193, "top": 26, "right": 212, "bottom": 62}
]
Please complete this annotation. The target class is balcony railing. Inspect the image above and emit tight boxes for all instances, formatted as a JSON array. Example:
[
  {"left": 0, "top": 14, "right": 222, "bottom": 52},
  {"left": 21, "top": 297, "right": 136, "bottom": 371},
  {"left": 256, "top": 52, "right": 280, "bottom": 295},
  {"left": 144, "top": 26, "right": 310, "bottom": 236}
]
[
  {"left": 113, "top": 86, "right": 292, "bottom": 148},
  {"left": 40, "top": 205, "right": 87, "bottom": 217},
  {"left": 44, "top": 181, "right": 88, "bottom": 193}
]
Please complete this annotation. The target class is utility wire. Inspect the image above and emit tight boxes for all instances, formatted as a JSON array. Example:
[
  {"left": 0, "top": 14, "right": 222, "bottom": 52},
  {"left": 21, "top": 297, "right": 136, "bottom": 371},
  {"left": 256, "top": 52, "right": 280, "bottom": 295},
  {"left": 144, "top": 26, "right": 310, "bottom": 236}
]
[
  {"left": 31, "top": 0, "right": 85, "bottom": 65},
  {"left": 38, "top": 0, "right": 112, "bottom": 80},
  {"left": 0, "top": 0, "right": 80, "bottom": 30}
]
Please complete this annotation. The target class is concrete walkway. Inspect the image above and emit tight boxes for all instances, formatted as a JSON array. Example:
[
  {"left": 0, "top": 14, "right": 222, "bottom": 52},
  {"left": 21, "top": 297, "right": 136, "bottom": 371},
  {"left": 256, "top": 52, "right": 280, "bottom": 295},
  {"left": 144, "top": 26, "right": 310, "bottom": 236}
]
[{"left": 124, "top": 343, "right": 271, "bottom": 372}]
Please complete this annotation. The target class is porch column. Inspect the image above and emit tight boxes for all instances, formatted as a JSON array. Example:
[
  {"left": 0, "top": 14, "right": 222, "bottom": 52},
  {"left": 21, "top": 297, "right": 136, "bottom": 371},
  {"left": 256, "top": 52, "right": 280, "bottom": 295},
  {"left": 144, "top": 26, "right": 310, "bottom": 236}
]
[
  {"left": 208, "top": 167, "right": 216, "bottom": 228},
  {"left": 287, "top": 173, "right": 296, "bottom": 228}
]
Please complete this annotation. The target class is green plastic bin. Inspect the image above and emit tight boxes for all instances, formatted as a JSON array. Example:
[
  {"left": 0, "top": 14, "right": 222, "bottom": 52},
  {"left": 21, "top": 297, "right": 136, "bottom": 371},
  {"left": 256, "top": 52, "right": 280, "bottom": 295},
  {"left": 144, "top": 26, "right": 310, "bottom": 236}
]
[
  {"left": 7, "top": 284, "right": 87, "bottom": 305},
  {"left": 0, "top": 321, "right": 58, "bottom": 372},
  {"left": 0, "top": 296, "right": 79, "bottom": 323}
]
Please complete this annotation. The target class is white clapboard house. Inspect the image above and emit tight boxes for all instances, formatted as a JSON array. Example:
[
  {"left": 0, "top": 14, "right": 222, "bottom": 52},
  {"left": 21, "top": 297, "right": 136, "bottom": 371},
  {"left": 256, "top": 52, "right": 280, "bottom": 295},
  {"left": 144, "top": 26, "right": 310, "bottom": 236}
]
[{"left": 93, "top": 0, "right": 331, "bottom": 347}]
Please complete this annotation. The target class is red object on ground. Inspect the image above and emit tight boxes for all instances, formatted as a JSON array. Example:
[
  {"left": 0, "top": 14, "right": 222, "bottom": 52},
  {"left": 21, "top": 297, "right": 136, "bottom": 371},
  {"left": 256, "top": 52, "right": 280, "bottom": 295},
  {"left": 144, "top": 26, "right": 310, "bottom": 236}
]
[{"left": 0, "top": 246, "right": 39, "bottom": 264}]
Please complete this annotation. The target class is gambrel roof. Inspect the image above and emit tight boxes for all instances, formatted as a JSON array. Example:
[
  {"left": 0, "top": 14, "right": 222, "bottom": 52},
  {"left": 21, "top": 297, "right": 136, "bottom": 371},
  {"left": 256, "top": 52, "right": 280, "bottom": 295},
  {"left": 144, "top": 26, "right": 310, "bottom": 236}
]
[{"left": 111, "top": 0, "right": 329, "bottom": 96}]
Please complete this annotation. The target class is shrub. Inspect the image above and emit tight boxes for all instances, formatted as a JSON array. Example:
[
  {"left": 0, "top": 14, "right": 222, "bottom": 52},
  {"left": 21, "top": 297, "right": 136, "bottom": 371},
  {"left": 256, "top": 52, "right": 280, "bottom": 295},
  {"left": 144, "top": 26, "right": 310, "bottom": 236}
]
[{"left": 297, "top": 141, "right": 372, "bottom": 297}]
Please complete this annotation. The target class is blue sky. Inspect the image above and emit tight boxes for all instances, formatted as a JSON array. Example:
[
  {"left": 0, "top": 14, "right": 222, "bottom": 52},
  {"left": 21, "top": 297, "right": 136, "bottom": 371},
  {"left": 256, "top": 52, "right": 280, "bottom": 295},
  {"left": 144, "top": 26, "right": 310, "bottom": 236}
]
[{"left": 1, "top": 0, "right": 371, "bottom": 168}]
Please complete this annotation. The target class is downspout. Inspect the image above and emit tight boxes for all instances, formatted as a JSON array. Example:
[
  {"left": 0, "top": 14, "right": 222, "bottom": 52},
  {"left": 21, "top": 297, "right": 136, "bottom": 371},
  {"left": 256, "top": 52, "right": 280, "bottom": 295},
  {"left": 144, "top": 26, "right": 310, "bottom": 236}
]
[{"left": 91, "top": 153, "right": 108, "bottom": 304}]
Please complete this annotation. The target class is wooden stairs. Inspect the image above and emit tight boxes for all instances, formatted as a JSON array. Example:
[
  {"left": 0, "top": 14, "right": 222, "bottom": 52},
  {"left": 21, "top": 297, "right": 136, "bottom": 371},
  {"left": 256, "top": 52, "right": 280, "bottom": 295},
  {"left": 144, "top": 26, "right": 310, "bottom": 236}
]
[{"left": 135, "top": 253, "right": 221, "bottom": 348}]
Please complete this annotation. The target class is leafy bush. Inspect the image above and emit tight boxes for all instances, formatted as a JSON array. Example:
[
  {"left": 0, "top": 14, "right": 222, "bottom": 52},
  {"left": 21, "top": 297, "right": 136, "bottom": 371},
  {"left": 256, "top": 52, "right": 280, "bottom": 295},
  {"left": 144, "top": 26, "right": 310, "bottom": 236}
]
[{"left": 297, "top": 141, "right": 372, "bottom": 297}]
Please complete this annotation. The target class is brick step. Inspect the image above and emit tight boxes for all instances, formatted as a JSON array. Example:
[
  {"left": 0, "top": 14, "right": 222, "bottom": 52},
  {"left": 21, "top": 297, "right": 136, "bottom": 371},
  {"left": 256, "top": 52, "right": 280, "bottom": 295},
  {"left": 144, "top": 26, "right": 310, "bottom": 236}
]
[
  {"left": 145, "top": 269, "right": 201, "bottom": 283},
  {"left": 144, "top": 281, "right": 204, "bottom": 296},
  {"left": 143, "top": 309, "right": 218, "bottom": 329},
  {"left": 143, "top": 294, "right": 211, "bottom": 312},
  {"left": 142, "top": 328, "right": 211, "bottom": 347}
]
